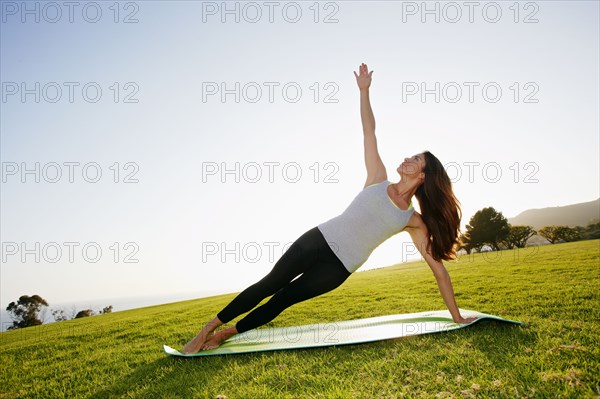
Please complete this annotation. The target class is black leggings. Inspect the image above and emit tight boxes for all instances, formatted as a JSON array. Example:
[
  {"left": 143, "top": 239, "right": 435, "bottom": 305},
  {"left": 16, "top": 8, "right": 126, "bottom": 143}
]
[{"left": 216, "top": 226, "right": 351, "bottom": 334}]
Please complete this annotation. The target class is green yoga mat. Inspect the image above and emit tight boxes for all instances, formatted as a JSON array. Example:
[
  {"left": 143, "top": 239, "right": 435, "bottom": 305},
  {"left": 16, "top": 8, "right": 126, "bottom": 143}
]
[{"left": 164, "top": 309, "right": 524, "bottom": 357}]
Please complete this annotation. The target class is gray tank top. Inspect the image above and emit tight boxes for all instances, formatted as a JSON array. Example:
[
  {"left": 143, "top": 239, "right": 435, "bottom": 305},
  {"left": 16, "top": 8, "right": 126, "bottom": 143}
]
[{"left": 317, "top": 179, "right": 415, "bottom": 273}]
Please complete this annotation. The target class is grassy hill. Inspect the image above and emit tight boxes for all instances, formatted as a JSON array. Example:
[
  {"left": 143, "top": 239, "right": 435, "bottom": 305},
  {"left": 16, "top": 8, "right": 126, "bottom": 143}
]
[{"left": 1, "top": 240, "right": 599, "bottom": 398}]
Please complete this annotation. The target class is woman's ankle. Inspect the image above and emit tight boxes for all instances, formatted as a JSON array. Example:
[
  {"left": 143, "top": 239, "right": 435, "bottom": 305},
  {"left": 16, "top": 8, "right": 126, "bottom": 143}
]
[
  {"left": 208, "top": 317, "right": 223, "bottom": 328},
  {"left": 199, "top": 317, "right": 223, "bottom": 335}
]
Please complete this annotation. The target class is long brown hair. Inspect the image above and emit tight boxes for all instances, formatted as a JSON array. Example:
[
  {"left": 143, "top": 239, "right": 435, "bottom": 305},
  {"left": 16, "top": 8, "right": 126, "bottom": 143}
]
[{"left": 414, "top": 151, "right": 462, "bottom": 262}]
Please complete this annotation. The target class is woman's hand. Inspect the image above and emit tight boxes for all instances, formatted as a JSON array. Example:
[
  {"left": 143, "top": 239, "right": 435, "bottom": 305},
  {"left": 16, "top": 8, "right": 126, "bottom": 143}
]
[
  {"left": 454, "top": 316, "right": 479, "bottom": 324},
  {"left": 353, "top": 63, "right": 373, "bottom": 91}
]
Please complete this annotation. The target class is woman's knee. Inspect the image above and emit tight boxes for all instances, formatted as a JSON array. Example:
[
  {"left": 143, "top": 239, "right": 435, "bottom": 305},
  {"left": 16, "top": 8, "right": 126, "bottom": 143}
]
[
  {"left": 264, "top": 285, "right": 300, "bottom": 309},
  {"left": 251, "top": 275, "right": 288, "bottom": 297}
]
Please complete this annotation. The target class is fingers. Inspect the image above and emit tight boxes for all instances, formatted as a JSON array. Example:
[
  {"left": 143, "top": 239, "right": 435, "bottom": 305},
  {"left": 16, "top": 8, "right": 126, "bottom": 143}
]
[
  {"left": 456, "top": 316, "right": 478, "bottom": 324},
  {"left": 355, "top": 63, "right": 372, "bottom": 77}
]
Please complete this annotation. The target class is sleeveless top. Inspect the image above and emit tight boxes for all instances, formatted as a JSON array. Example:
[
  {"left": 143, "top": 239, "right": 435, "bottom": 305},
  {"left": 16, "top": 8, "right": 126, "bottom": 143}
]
[{"left": 317, "top": 180, "right": 415, "bottom": 273}]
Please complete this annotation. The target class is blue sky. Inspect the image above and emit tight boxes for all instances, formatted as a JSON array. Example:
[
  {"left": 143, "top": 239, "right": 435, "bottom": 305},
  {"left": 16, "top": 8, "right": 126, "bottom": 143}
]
[{"left": 1, "top": 1, "right": 598, "bottom": 320}]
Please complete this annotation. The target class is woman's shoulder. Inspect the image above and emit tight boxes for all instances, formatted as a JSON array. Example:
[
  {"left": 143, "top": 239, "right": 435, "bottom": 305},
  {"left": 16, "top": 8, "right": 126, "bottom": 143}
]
[
  {"left": 363, "top": 178, "right": 389, "bottom": 189},
  {"left": 404, "top": 210, "right": 425, "bottom": 231}
]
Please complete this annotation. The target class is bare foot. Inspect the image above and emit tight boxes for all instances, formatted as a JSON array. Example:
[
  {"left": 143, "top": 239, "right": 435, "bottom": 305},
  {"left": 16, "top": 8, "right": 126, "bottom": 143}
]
[
  {"left": 182, "top": 318, "right": 223, "bottom": 354},
  {"left": 201, "top": 326, "right": 238, "bottom": 350}
]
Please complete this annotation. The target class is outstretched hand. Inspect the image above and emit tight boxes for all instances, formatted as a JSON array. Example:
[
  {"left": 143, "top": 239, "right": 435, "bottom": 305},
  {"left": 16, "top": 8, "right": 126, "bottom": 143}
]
[{"left": 353, "top": 63, "right": 373, "bottom": 91}]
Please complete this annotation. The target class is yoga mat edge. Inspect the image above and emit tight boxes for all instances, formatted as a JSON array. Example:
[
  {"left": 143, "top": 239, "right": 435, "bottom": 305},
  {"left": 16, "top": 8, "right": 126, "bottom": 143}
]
[{"left": 164, "top": 309, "right": 524, "bottom": 357}]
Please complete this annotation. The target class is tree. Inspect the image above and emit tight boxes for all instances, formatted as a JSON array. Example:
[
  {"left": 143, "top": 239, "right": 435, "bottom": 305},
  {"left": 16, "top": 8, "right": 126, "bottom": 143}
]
[
  {"left": 75, "top": 309, "right": 95, "bottom": 318},
  {"left": 100, "top": 305, "right": 113, "bottom": 314},
  {"left": 51, "top": 308, "right": 69, "bottom": 322},
  {"left": 464, "top": 207, "right": 510, "bottom": 251},
  {"left": 539, "top": 225, "right": 582, "bottom": 243},
  {"left": 584, "top": 222, "right": 600, "bottom": 239},
  {"left": 6, "top": 295, "right": 49, "bottom": 330},
  {"left": 538, "top": 226, "right": 561, "bottom": 244},
  {"left": 557, "top": 226, "right": 582, "bottom": 242},
  {"left": 457, "top": 232, "right": 474, "bottom": 254},
  {"left": 504, "top": 225, "right": 536, "bottom": 249}
]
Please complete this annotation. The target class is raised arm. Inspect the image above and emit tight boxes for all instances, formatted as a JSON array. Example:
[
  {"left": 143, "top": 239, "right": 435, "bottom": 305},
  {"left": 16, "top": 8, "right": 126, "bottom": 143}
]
[
  {"left": 354, "top": 63, "right": 387, "bottom": 188},
  {"left": 406, "top": 216, "right": 479, "bottom": 324}
]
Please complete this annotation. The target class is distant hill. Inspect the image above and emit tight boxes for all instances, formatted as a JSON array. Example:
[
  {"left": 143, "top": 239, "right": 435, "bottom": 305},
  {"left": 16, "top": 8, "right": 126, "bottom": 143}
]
[{"left": 508, "top": 198, "right": 600, "bottom": 230}]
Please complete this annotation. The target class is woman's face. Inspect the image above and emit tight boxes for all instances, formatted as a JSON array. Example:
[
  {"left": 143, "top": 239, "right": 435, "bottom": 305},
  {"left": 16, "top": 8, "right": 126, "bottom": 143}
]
[{"left": 397, "top": 153, "right": 425, "bottom": 177}]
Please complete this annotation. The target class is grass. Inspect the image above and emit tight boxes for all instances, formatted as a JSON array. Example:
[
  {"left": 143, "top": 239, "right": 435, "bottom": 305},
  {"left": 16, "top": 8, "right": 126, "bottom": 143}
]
[{"left": 1, "top": 240, "right": 598, "bottom": 398}]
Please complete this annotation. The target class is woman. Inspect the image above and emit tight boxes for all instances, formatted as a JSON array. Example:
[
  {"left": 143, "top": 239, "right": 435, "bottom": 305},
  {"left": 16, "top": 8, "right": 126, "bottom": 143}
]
[{"left": 182, "top": 63, "right": 478, "bottom": 354}]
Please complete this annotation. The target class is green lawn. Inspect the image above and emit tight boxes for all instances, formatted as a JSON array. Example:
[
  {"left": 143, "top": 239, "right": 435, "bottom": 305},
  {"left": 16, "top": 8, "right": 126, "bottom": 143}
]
[{"left": 1, "top": 240, "right": 598, "bottom": 398}]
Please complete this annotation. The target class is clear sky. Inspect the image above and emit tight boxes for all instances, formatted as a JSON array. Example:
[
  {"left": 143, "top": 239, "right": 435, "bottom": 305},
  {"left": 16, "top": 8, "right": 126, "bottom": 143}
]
[{"left": 1, "top": 1, "right": 599, "bottom": 318}]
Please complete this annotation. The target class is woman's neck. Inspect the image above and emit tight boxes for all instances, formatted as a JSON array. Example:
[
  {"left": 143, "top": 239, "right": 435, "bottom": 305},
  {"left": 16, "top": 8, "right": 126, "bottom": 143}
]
[{"left": 389, "top": 178, "right": 420, "bottom": 203}]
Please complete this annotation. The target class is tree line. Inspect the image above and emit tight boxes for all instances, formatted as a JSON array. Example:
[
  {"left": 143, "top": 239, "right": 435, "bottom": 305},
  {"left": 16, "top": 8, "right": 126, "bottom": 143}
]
[
  {"left": 458, "top": 207, "right": 600, "bottom": 254},
  {"left": 4, "top": 295, "right": 113, "bottom": 331}
]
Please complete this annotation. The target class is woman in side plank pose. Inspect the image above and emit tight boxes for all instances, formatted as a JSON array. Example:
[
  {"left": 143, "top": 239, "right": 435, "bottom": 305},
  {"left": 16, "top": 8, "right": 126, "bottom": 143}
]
[{"left": 183, "top": 63, "right": 478, "bottom": 354}]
